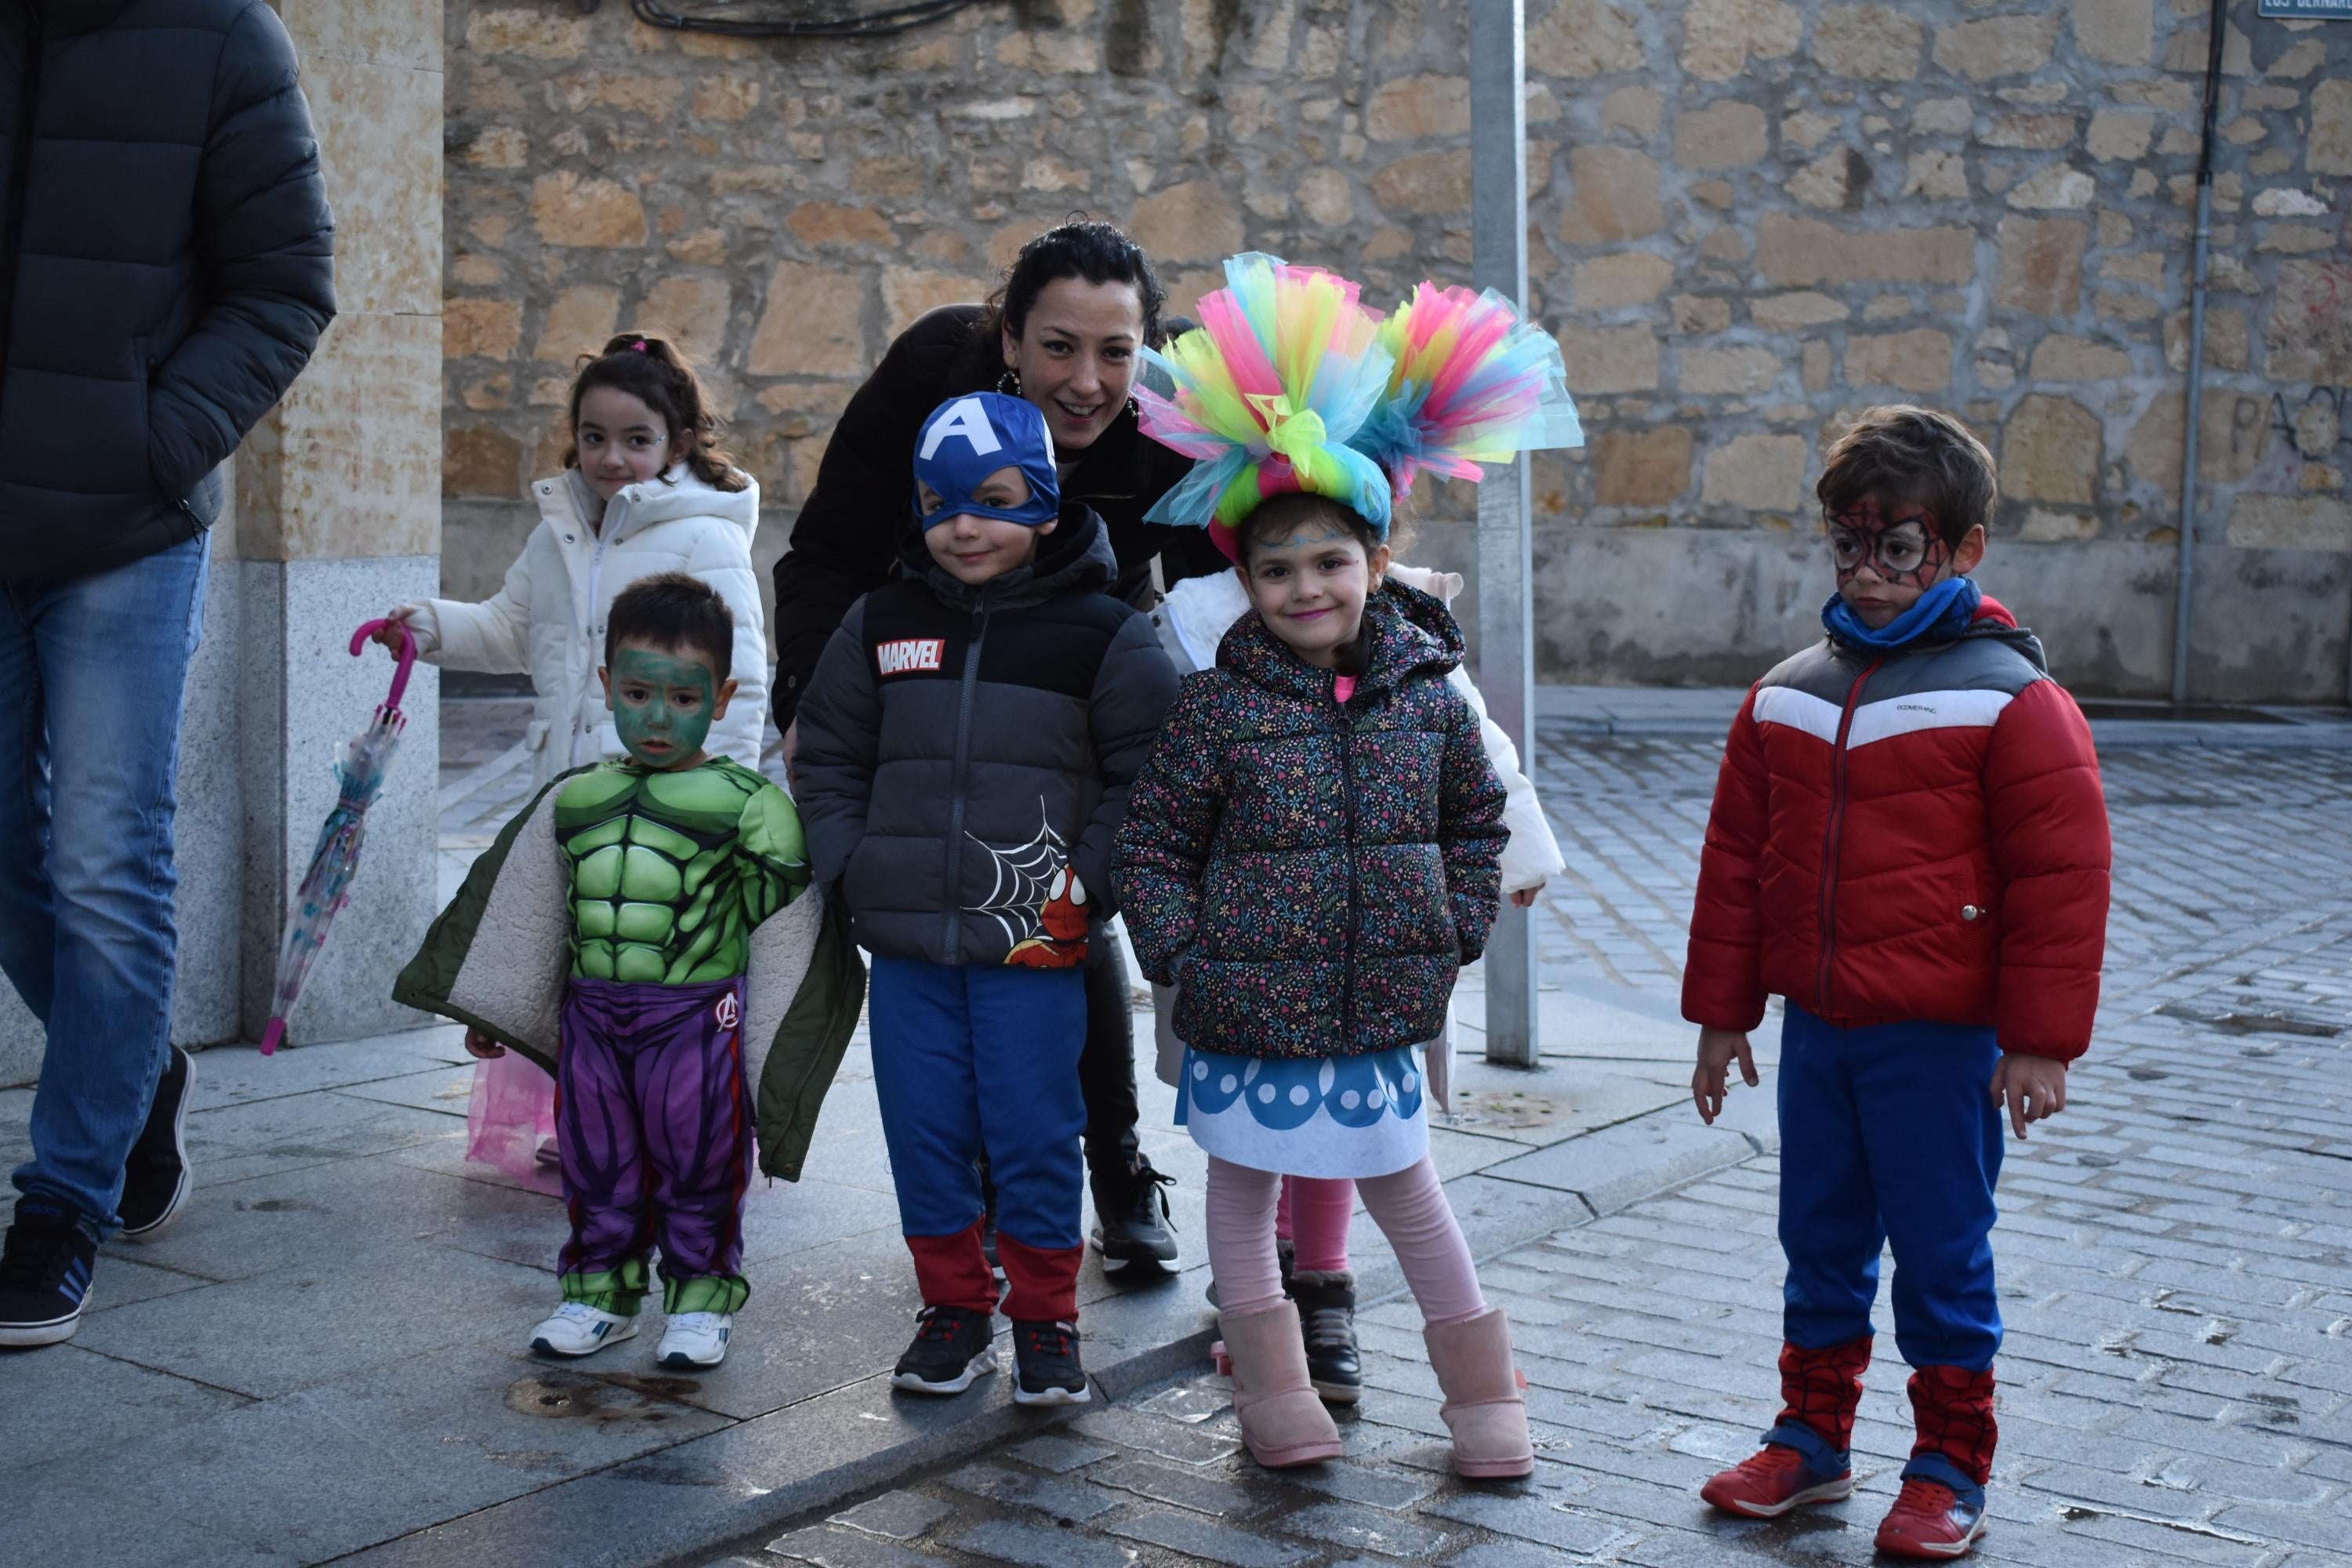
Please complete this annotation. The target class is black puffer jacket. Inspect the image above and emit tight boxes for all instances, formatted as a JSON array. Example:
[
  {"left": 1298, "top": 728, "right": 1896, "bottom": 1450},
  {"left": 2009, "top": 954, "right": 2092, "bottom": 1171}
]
[
  {"left": 794, "top": 505, "right": 1180, "bottom": 967},
  {"left": 771, "top": 304, "right": 1223, "bottom": 732},
  {"left": 1113, "top": 583, "right": 1509, "bottom": 1061},
  {"left": 0, "top": 0, "right": 336, "bottom": 578}
]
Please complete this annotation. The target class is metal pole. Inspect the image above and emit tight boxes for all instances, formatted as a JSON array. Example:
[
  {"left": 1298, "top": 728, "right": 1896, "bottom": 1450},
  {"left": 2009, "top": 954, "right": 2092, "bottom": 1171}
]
[
  {"left": 2172, "top": 0, "right": 2227, "bottom": 707},
  {"left": 1470, "top": 0, "right": 1538, "bottom": 1069}
]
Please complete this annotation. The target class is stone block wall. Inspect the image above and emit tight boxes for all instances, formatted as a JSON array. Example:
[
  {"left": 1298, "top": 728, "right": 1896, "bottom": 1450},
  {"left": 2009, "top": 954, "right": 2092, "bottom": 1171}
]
[{"left": 444, "top": 0, "right": 2352, "bottom": 701}]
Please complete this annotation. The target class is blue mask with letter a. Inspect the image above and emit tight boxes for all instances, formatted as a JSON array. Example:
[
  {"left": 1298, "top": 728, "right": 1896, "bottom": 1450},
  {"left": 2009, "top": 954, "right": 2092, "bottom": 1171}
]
[{"left": 911, "top": 392, "right": 1062, "bottom": 531}]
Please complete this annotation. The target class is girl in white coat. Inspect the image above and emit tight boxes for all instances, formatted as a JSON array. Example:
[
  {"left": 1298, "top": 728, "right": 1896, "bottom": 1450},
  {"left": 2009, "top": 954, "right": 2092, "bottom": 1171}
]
[
  {"left": 376, "top": 334, "right": 771, "bottom": 1178},
  {"left": 1147, "top": 557, "right": 1566, "bottom": 1404}
]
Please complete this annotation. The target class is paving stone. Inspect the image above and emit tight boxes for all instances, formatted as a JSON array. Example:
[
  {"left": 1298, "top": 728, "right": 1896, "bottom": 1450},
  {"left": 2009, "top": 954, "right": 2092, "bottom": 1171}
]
[
  {"left": 1109, "top": 1507, "right": 1315, "bottom": 1567},
  {"left": 1072, "top": 1405, "right": 1243, "bottom": 1465},
  {"left": 1446, "top": 1543, "right": 1604, "bottom": 1568},
  {"left": 1005, "top": 1434, "right": 1118, "bottom": 1474},
  {"left": 1425, "top": 1488, "right": 1639, "bottom": 1555},
  {"left": 825, "top": 1491, "right": 957, "bottom": 1541},
  {"left": 1283, "top": 1459, "right": 1442, "bottom": 1510},
  {"left": 765, "top": 1527, "right": 956, "bottom": 1568},
  {"left": 1083, "top": 1455, "right": 1267, "bottom": 1518},
  {"left": 940, "top": 1462, "right": 1120, "bottom": 1523},
  {"left": 946, "top": 1519, "right": 1137, "bottom": 1567},
  {"left": 1272, "top": 1500, "right": 1454, "bottom": 1559}
]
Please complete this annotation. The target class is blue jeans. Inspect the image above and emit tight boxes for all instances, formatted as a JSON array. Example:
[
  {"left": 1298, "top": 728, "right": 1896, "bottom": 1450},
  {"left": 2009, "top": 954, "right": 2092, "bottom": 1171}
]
[
  {"left": 1777, "top": 1003, "right": 2005, "bottom": 1372},
  {"left": 1, "top": 533, "right": 210, "bottom": 1236}
]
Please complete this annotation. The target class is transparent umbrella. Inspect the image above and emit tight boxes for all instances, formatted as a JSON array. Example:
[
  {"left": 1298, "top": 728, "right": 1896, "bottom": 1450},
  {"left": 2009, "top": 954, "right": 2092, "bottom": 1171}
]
[{"left": 258, "top": 619, "right": 417, "bottom": 1055}]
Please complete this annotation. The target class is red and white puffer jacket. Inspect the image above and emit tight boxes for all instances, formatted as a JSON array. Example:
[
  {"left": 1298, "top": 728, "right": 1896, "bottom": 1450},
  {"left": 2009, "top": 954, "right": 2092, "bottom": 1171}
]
[{"left": 1682, "top": 597, "right": 2111, "bottom": 1061}]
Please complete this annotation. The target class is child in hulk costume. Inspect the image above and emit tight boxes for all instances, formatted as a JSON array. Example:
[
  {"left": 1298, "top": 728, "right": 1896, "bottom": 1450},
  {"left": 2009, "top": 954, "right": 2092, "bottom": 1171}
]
[{"left": 396, "top": 573, "right": 865, "bottom": 1372}]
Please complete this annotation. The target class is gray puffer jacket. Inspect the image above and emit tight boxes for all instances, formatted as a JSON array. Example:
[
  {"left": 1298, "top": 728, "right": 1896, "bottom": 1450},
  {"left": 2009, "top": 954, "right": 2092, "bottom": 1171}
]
[{"left": 794, "top": 506, "right": 1180, "bottom": 967}]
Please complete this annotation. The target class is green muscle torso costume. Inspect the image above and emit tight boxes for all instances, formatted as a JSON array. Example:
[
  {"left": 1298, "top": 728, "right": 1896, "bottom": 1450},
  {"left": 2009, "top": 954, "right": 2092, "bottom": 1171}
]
[{"left": 554, "top": 757, "right": 811, "bottom": 984}]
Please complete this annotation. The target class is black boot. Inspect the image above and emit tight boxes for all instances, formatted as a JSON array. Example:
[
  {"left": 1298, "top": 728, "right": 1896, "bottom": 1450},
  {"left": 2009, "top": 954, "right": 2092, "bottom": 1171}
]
[
  {"left": 1290, "top": 1269, "right": 1362, "bottom": 1405},
  {"left": 1089, "top": 1154, "right": 1178, "bottom": 1276}
]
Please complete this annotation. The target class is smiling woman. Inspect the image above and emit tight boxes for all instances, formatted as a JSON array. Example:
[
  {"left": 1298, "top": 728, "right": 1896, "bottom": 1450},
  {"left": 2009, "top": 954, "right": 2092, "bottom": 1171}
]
[{"left": 771, "top": 220, "right": 1224, "bottom": 739}]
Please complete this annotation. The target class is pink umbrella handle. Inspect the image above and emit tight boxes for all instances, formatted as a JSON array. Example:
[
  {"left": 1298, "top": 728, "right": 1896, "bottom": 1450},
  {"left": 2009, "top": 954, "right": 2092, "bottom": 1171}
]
[
  {"left": 260, "top": 1018, "right": 286, "bottom": 1057},
  {"left": 349, "top": 618, "right": 419, "bottom": 713}
]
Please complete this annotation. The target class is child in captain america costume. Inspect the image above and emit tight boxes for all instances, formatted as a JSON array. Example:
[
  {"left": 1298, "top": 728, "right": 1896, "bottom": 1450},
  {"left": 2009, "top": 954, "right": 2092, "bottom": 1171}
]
[
  {"left": 1683, "top": 407, "right": 2111, "bottom": 1559},
  {"left": 503, "top": 572, "right": 811, "bottom": 1369},
  {"left": 793, "top": 391, "right": 1180, "bottom": 1407}
]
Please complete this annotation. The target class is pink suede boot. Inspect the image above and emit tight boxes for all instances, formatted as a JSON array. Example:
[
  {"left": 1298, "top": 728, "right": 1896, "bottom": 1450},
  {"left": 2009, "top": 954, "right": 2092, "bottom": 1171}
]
[
  {"left": 1425, "top": 1309, "right": 1535, "bottom": 1478},
  {"left": 1217, "top": 1301, "right": 1342, "bottom": 1467}
]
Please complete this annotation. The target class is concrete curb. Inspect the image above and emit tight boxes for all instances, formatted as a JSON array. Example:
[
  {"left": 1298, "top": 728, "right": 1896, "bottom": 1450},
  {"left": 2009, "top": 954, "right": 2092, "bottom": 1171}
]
[{"left": 332, "top": 1083, "right": 1784, "bottom": 1568}]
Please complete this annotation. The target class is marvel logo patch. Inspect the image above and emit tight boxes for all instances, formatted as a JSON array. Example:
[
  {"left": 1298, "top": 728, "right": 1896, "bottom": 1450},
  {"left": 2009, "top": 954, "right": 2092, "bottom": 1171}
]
[{"left": 875, "top": 637, "right": 946, "bottom": 676}]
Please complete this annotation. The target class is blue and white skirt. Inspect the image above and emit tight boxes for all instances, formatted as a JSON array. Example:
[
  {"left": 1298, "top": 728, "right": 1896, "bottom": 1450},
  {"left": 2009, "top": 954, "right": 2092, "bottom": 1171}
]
[{"left": 1174, "top": 1044, "right": 1428, "bottom": 1179}]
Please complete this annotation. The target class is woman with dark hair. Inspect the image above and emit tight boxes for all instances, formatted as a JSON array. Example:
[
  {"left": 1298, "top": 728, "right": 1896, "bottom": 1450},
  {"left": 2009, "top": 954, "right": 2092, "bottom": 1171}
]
[{"left": 771, "top": 220, "right": 1222, "bottom": 1273}]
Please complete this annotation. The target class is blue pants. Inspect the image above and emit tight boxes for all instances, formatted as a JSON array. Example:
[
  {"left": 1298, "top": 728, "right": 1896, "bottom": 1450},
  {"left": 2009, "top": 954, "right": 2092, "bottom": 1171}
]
[
  {"left": 1778, "top": 1004, "right": 2004, "bottom": 1372},
  {"left": 1, "top": 535, "right": 210, "bottom": 1236},
  {"left": 868, "top": 956, "right": 1086, "bottom": 1318}
]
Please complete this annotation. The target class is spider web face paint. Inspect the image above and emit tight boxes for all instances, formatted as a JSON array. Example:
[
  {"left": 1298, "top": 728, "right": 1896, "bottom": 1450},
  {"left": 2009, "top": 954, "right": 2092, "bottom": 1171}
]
[{"left": 1825, "top": 503, "right": 1948, "bottom": 590}]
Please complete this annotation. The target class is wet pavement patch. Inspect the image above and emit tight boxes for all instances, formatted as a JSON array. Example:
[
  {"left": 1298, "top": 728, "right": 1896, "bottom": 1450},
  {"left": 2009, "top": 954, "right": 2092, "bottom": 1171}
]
[{"left": 503, "top": 1370, "right": 685, "bottom": 1428}]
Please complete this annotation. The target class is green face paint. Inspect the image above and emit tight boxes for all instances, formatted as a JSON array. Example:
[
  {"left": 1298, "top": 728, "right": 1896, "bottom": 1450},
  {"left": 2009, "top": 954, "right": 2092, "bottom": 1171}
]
[{"left": 608, "top": 646, "right": 717, "bottom": 768}]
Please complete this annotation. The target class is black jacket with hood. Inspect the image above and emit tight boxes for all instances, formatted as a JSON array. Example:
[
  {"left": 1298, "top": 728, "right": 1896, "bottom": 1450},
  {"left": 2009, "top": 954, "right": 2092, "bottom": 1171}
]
[
  {"left": 769, "top": 304, "right": 1224, "bottom": 733},
  {"left": 793, "top": 503, "right": 1181, "bottom": 967},
  {"left": 0, "top": 0, "right": 336, "bottom": 577}
]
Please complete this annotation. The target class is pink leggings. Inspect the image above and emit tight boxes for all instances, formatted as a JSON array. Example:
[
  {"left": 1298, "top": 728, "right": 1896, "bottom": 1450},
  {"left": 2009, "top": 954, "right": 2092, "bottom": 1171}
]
[
  {"left": 1276, "top": 1175, "right": 1356, "bottom": 1272},
  {"left": 1208, "top": 1156, "right": 1486, "bottom": 1327}
]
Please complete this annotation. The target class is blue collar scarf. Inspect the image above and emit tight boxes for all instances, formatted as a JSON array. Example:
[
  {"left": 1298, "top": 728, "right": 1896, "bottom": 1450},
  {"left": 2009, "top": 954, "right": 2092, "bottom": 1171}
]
[{"left": 1821, "top": 575, "right": 1982, "bottom": 650}]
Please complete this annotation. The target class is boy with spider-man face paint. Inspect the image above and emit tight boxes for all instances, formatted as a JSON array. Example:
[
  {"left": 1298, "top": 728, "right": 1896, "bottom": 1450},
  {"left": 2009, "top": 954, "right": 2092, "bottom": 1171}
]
[
  {"left": 793, "top": 393, "right": 1179, "bottom": 1407},
  {"left": 1680, "top": 406, "right": 2112, "bottom": 1559}
]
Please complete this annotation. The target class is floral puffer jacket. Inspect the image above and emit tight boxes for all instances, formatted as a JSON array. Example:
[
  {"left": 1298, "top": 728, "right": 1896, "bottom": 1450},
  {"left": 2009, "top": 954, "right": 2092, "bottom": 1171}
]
[{"left": 1113, "top": 580, "right": 1508, "bottom": 1061}]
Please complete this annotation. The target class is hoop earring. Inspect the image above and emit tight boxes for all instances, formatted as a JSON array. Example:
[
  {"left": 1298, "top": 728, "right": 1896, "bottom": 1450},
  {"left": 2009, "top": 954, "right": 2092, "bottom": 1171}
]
[{"left": 998, "top": 367, "right": 1022, "bottom": 397}]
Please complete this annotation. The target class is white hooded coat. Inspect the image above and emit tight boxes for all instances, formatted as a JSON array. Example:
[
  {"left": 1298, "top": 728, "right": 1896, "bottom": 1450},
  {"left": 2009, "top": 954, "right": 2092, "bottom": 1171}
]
[{"left": 407, "top": 466, "right": 768, "bottom": 789}]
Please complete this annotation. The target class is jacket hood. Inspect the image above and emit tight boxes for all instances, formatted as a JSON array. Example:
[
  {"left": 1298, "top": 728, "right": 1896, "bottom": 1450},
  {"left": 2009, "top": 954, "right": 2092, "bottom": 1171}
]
[
  {"left": 1965, "top": 593, "right": 2049, "bottom": 673},
  {"left": 1217, "top": 578, "right": 1465, "bottom": 700},
  {"left": 894, "top": 500, "right": 1117, "bottom": 608},
  {"left": 539, "top": 466, "right": 761, "bottom": 546}
]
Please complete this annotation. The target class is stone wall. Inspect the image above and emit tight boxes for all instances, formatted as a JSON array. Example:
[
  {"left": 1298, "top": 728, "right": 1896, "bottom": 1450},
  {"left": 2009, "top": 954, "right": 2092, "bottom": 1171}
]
[{"left": 445, "top": 0, "right": 2352, "bottom": 702}]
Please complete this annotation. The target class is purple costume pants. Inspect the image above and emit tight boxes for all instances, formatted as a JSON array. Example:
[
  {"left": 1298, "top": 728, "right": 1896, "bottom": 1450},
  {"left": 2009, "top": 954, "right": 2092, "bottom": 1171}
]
[{"left": 556, "top": 975, "right": 753, "bottom": 1314}]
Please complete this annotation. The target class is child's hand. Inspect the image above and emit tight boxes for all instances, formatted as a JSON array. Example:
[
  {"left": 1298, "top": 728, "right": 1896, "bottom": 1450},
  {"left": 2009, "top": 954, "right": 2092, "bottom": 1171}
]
[
  {"left": 1990, "top": 1052, "right": 2067, "bottom": 1138},
  {"left": 1508, "top": 883, "right": 1544, "bottom": 909},
  {"left": 1692, "top": 1026, "right": 1756, "bottom": 1125},
  {"left": 463, "top": 1028, "right": 506, "bottom": 1060}
]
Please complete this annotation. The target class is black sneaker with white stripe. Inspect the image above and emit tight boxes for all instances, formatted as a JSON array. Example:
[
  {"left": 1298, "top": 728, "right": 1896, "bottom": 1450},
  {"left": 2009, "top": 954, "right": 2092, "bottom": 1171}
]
[
  {"left": 0, "top": 1196, "right": 99, "bottom": 1348},
  {"left": 1010, "top": 1319, "right": 1090, "bottom": 1406},
  {"left": 119, "top": 1045, "right": 194, "bottom": 1240},
  {"left": 891, "top": 1305, "right": 996, "bottom": 1395}
]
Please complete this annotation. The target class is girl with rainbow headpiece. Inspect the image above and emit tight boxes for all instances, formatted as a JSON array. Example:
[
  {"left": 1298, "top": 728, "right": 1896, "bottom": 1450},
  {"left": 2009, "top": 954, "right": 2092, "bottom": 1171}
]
[{"left": 1115, "top": 253, "right": 1579, "bottom": 1475}]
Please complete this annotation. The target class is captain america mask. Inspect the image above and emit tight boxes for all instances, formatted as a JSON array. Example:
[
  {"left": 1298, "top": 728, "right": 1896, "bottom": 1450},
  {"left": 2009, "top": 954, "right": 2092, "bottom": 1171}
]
[{"left": 912, "top": 392, "right": 1061, "bottom": 531}]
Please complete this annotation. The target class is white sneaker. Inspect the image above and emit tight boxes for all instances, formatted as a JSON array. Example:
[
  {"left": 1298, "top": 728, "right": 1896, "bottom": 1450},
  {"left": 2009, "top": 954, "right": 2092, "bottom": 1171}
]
[
  {"left": 657, "top": 1310, "right": 731, "bottom": 1369},
  {"left": 528, "top": 1301, "right": 638, "bottom": 1358}
]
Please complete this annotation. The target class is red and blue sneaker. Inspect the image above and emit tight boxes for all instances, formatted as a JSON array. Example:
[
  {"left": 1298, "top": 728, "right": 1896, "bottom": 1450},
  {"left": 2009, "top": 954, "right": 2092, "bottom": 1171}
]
[
  {"left": 1875, "top": 1476, "right": 1987, "bottom": 1558},
  {"left": 1699, "top": 1442, "right": 1854, "bottom": 1517}
]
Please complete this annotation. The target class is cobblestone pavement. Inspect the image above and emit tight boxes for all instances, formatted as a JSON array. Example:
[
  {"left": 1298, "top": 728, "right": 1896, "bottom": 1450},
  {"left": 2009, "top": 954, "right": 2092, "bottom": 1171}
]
[{"left": 705, "top": 717, "right": 2352, "bottom": 1568}]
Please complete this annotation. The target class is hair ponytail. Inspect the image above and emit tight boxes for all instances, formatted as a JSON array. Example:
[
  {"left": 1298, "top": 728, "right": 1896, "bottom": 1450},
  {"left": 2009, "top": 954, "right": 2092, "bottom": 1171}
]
[{"left": 563, "top": 333, "right": 748, "bottom": 493}]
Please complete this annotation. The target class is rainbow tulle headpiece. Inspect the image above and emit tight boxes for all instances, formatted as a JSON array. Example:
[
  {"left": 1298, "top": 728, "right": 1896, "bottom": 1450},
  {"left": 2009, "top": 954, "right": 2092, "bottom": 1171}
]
[{"left": 1137, "top": 253, "right": 1582, "bottom": 557}]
